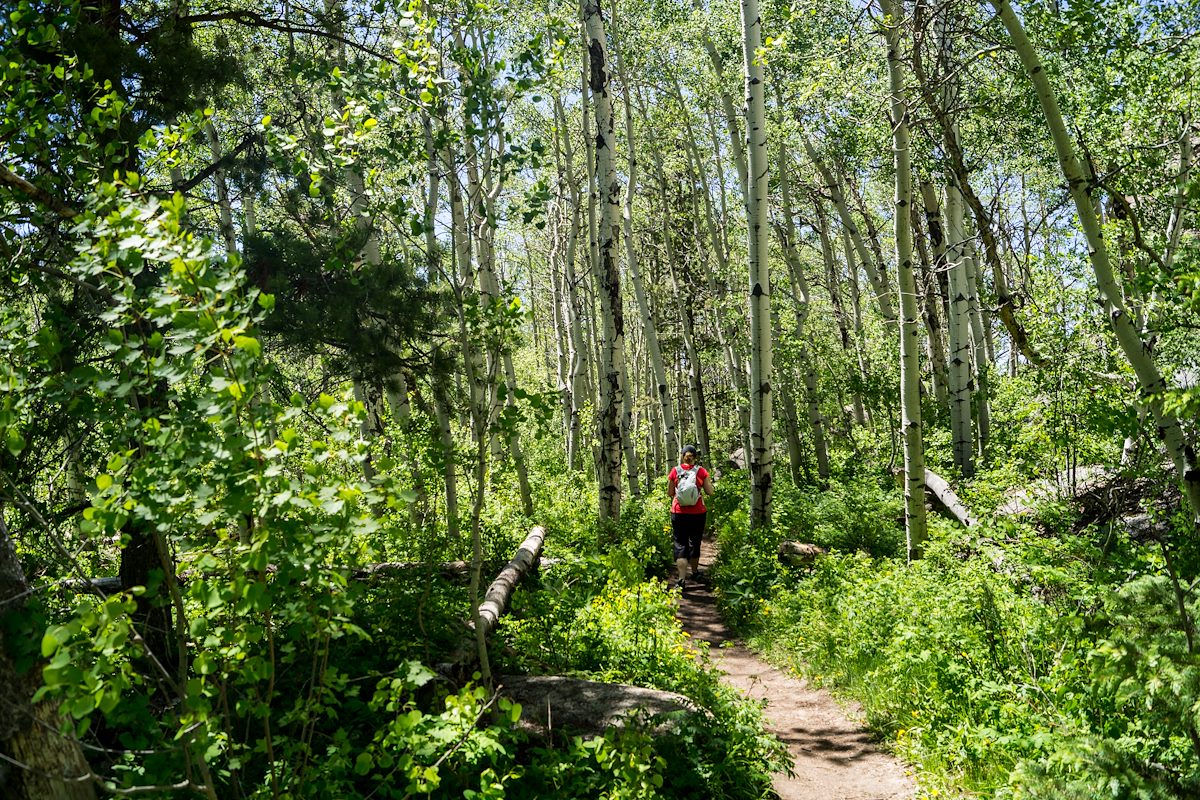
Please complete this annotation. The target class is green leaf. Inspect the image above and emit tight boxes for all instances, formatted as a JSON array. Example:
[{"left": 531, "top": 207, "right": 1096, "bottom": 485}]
[
  {"left": 40, "top": 630, "right": 59, "bottom": 658},
  {"left": 355, "top": 752, "right": 374, "bottom": 775},
  {"left": 6, "top": 429, "right": 25, "bottom": 456},
  {"left": 234, "top": 336, "right": 261, "bottom": 357},
  {"left": 96, "top": 474, "right": 113, "bottom": 491}
]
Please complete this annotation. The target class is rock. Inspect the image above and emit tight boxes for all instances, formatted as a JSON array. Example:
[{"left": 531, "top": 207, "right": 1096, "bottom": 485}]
[{"left": 498, "top": 675, "right": 698, "bottom": 738}]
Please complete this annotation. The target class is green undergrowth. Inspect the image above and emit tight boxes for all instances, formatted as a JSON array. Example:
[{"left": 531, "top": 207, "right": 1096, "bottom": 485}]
[{"left": 712, "top": 476, "right": 1200, "bottom": 799}]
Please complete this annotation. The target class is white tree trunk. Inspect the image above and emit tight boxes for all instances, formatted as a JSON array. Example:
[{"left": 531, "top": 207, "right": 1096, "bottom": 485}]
[
  {"left": 583, "top": 0, "right": 627, "bottom": 526},
  {"left": 204, "top": 121, "right": 237, "bottom": 255},
  {"left": 962, "top": 233, "right": 991, "bottom": 454},
  {"left": 776, "top": 140, "right": 830, "bottom": 480},
  {"left": 552, "top": 98, "right": 589, "bottom": 470},
  {"left": 743, "top": 0, "right": 774, "bottom": 527},
  {"left": 818, "top": 203, "right": 867, "bottom": 426},
  {"left": 881, "top": 0, "right": 927, "bottom": 559},
  {"left": 944, "top": 182, "right": 975, "bottom": 477},
  {"left": 802, "top": 137, "right": 898, "bottom": 323},
  {"left": 613, "top": 28, "right": 679, "bottom": 465}
]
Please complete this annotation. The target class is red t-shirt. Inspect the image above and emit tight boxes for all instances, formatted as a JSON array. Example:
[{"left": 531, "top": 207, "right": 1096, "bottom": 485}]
[{"left": 669, "top": 464, "right": 709, "bottom": 514}]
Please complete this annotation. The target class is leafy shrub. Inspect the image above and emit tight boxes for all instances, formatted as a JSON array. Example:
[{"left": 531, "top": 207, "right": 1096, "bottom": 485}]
[{"left": 748, "top": 517, "right": 1200, "bottom": 798}]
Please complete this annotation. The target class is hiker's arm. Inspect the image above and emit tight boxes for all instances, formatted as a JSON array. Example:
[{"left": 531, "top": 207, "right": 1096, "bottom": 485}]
[
  {"left": 702, "top": 475, "right": 715, "bottom": 496},
  {"left": 667, "top": 471, "right": 676, "bottom": 499}
]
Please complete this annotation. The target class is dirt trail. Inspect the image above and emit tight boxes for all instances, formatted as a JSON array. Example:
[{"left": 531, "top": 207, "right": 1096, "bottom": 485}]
[{"left": 677, "top": 539, "right": 915, "bottom": 800}]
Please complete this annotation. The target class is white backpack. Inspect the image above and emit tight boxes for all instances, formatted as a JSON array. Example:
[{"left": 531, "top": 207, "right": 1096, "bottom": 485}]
[{"left": 675, "top": 465, "right": 701, "bottom": 506}]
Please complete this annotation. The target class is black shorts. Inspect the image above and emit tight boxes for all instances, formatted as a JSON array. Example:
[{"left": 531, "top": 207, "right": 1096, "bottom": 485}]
[{"left": 671, "top": 512, "right": 706, "bottom": 560}]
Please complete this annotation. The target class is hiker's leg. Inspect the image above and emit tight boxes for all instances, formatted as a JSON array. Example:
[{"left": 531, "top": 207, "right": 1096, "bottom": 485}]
[
  {"left": 688, "top": 513, "right": 705, "bottom": 577},
  {"left": 671, "top": 514, "right": 690, "bottom": 584}
]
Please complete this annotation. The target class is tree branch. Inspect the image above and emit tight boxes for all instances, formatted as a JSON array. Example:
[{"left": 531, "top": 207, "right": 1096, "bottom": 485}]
[
  {"left": 173, "top": 131, "right": 260, "bottom": 194},
  {"left": 0, "top": 164, "right": 78, "bottom": 219},
  {"left": 177, "top": 11, "right": 400, "bottom": 66}
]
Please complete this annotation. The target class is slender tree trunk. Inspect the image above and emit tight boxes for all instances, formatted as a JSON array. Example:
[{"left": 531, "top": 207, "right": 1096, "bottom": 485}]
[
  {"left": 583, "top": 0, "right": 627, "bottom": 527},
  {"left": 702, "top": 35, "right": 749, "bottom": 206},
  {"left": 842, "top": 225, "right": 872, "bottom": 424},
  {"left": 1165, "top": 116, "right": 1193, "bottom": 271},
  {"left": 205, "top": 121, "right": 237, "bottom": 254},
  {"left": 962, "top": 233, "right": 992, "bottom": 454},
  {"left": 743, "top": 0, "right": 773, "bottom": 527},
  {"left": 779, "top": 381, "right": 807, "bottom": 485},
  {"left": 775, "top": 139, "right": 830, "bottom": 480},
  {"left": 817, "top": 202, "right": 867, "bottom": 426},
  {"left": 991, "top": 0, "right": 1200, "bottom": 521},
  {"left": 553, "top": 98, "right": 589, "bottom": 470},
  {"left": 912, "top": 198, "right": 950, "bottom": 409},
  {"left": 943, "top": 182, "right": 975, "bottom": 477},
  {"left": 613, "top": 24, "right": 679, "bottom": 465},
  {"left": 802, "top": 137, "right": 898, "bottom": 323},
  {"left": 881, "top": 0, "right": 927, "bottom": 558}
]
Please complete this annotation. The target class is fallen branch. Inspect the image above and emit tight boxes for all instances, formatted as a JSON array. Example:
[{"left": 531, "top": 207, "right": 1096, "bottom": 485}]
[{"left": 924, "top": 469, "right": 979, "bottom": 528}]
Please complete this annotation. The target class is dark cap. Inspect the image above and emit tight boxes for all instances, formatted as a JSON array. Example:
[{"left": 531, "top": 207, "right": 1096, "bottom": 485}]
[{"left": 682, "top": 444, "right": 699, "bottom": 456}]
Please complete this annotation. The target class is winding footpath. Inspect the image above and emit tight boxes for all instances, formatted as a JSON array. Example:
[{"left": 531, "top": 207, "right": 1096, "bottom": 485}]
[{"left": 676, "top": 539, "right": 915, "bottom": 800}]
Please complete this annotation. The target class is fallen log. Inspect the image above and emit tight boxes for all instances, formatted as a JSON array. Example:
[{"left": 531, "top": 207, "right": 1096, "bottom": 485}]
[
  {"left": 59, "top": 557, "right": 567, "bottom": 595},
  {"left": 778, "top": 541, "right": 826, "bottom": 564},
  {"left": 474, "top": 525, "right": 546, "bottom": 637},
  {"left": 924, "top": 468, "right": 978, "bottom": 528}
]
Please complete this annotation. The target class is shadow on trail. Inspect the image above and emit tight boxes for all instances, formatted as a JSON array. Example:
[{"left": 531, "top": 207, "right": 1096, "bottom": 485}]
[{"left": 671, "top": 542, "right": 915, "bottom": 800}]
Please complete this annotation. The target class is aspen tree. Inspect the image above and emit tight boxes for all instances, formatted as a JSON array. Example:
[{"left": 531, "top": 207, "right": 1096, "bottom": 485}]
[
  {"left": 943, "top": 181, "right": 975, "bottom": 477},
  {"left": 962, "top": 231, "right": 992, "bottom": 452},
  {"left": 816, "top": 202, "right": 868, "bottom": 426},
  {"left": 454, "top": 26, "right": 535, "bottom": 517},
  {"left": 611, "top": 5, "right": 679, "bottom": 467},
  {"left": 912, "top": 199, "right": 950, "bottom": 408},
  {"left": 743, "top": 0, "right": 774, "bottom": 528},
  {"left": 1165, "top": 117, "right": 1193, "bottom": 271},
  {"left": 583, "top": 0, "right": 627, "bottom": 526},
  {"left": 204, "top": 121, "right": 237, "bottom": 255},
  {"left": 775, "top": 135, "right": 830, "bottom": 480},
  {"left": 990, "top": 0, "right": 1200, "bottom": 522},
  {"left": 881, "top": 0, "right": 927, "bottom": 558},
  {"left": 670, "top": 77, "right": 753, "bottom": 462},
  {"left": 552, "top": 97, "right": 590, "bottom": 468},
  {"left": 842, "top": 225, "right": 874, "bottom": 426},
  {"left": 800, "top": 139, "right": 898, "bottom": 325}
]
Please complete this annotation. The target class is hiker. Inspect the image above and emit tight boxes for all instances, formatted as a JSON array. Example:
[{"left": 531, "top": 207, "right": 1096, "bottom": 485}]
[{"left": 667, "top": 444, "right": 714, "bottom": 591}]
